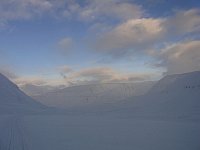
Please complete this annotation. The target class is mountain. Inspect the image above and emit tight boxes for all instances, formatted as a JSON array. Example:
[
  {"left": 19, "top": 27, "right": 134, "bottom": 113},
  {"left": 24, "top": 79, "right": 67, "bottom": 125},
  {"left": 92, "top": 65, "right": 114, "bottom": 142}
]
[
  {"left": 0, "top": 72, "right": 199, "bottom": 150},
  {"left": 20, "top": 84, "right": 66, "bottom": 96},
  {"left": 149, "top": 71, "right": 200, "bottom": 94},
  {"left": 0, "top": 73, "right": 46, "bottom": 114},
  {"left": 115, "top": 71, "right": 200, "bottom": 119},
  {"left": 33, "top": 82, "right": 155, "bottom": 108}
]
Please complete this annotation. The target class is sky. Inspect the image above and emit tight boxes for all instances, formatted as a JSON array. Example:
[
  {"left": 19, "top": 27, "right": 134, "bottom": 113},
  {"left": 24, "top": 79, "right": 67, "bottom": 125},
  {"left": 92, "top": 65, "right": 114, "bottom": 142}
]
[{"left": 0, "top": 0, "right": 200, "bottom": 87}]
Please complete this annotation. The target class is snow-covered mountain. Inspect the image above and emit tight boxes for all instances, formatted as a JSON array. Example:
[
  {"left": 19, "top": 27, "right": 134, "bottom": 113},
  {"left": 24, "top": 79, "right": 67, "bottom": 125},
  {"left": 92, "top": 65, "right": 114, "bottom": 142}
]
[
  {"left": 149, "top": 71, "right": 200, "bottom": 94},
  {"left": 20, "top": 84, "right": 66, "bottom": 96},
  {"left": 0, "top": 72, "right": 199, "bottom": 150},
  {"left": 0, "top": 73, "right": 46, "bottom": 114},
  {"left": 33, "top": 82, "right": 155, "bottom": 108},
  {"left": 115, "top": 71, "right": 200, "bottom": 118}
]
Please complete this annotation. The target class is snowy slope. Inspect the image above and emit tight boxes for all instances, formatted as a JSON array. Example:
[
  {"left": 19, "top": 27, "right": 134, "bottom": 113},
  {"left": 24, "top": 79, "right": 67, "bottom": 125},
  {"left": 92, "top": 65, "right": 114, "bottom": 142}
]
[
  {"left": 111, "top": 71, "right": 200, "bottom": 119},
  {"left": 20, "top": 84, "right": 66, "bottom": 96},
  {"left": 0, "top": 72, "right": 199, "bottom": 150},
  {"left": 33, "top": 82, "right": 154, "bottom": 108},
  {"left": 0, "top": 73, "right": 46, "bottom": 114},
  {"left": 149, "top": 71, "right": 200, "bottom": 94}
]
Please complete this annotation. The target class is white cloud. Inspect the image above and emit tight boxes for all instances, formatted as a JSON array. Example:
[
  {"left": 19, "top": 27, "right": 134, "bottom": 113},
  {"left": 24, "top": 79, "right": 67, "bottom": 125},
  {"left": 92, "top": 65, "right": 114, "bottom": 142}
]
[
  {"left": 14, "top": 76, "right": 47, "bottom": 86},
  {"left": 1, "top": 65, "right": 156, "bottom": 88},
  {"left": 0, "top": 0, "right": 143, "bottom": 25},
  {"left": 153, "top": 40, "right": 200, "bottom": 75},
  {"left": 93, "top": 9, "right": 200, "bottom": 58},
  {"left": 163, "top": 9, "right": 200, "bottom": 35},
  {"left": 78, "top": 0, "right": 143, "bottom": 21},
  {"left": 0, "top": 0, "right": 53, "bottom": 22},
  {"left": 0, "top": 67, "right": 65, "bottom": 87},
  {"left": 1, "top": 1, "right": 200, "bottom": 79},
  {"left": 13, "top": 75, "right": 67, "bottom": 87},
  {"left": 94, "top": 18, "right": 165, "bottom": 55},
  {"left": 61, "top": 67, "right": 155, "bottom": 85}
]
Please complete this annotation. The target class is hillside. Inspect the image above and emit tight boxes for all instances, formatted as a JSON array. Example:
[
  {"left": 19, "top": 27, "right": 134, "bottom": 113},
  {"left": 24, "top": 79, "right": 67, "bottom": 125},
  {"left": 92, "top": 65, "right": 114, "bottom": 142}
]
[
  {"left": 0, "top": 73, "right": 46, "bottom": 114},
  {"left": 113, "top": 71, "right": 200, "bottom": 119},
  {"left": 0, "top": 72, "right": 199, "bottom": 150},
  {"left": 33, "top": 82, "right": 155, "bottom": 108}
]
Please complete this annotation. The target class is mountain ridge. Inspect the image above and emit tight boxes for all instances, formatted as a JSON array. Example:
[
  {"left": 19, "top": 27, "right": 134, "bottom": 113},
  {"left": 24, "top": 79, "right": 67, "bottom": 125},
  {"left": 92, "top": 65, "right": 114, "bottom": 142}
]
[
  {"left": 0, "top": 73, "right": 47, "bottom": 114},
  {"left": 33, "top": 81, "right": 155, "bottom": 108}
]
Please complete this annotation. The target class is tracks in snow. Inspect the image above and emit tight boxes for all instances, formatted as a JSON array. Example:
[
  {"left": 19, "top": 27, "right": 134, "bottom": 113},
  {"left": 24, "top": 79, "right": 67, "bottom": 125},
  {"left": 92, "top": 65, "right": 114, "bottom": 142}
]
[{"left": 0, "top": 115, "right": 29, "bottom": 150}]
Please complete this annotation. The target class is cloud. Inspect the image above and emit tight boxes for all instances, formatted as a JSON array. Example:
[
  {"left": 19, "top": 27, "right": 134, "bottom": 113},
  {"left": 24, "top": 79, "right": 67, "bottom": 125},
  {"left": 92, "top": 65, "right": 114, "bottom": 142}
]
[
  {"left": 77, "top": 0, "right": 143, "bottom": 22},
  {"left": 1, "top": 64, "right": 157, "bottom": 88},
  {"left": 92, "top": 9, "right": 200, "bottom": 58},
  {"left": 93, "top": 18, "right": 165, "bottom": 56},
  {"left": 0, "top": 67, "right": 65, "bottom": 87},
  {"left": 0, "top": 68, "right": 53, "bottom": 87},
  {"left": 1, "top": 1, "right": 199, "bottom": 82},
  {"left": 14, "top": 76, "right": 48, "bottom": 86},
  {"left": 58, "top": 65, "right": 73, "bottom": 74},
  {"left": 0, "top": 0, "right": 143, "bottom": 26},
  {"left": 20, "top": 83, "right": 66, "bottom": 96},
  {"left": 58, "top": 65, "right": 73, "bottom": 79},
  {"left": 0, "top": 0, "right": 53, "bottom": 22},
  {"left": 13, "top": 75, "right": 69, "bottom": 88},
  {"left": 153, "top": 40, "right": 200, "bottom": 75},
  {"left": 57, "top": 37, "right": 73, "bottom": 53},
  {"left": 163, "top": 9, "right": 200, "bottom": 36},
  {"left": 0, "top": 68, "right": 18, "bottom": 79},
  {"left": 61, "top": 67, "right": 155, "bottom": 85}
]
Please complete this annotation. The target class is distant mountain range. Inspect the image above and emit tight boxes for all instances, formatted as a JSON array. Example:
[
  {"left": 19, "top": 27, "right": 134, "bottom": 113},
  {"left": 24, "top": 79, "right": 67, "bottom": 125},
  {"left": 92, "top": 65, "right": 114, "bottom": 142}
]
[
  {"left": 1, "top": 71, "right": 199, "bottom": 150},
  {"left": 32, "top": 82, "right": 155, "bottom": 108},
  {"left": 0, "top": 71, "right": 200, "bottom": 117}
]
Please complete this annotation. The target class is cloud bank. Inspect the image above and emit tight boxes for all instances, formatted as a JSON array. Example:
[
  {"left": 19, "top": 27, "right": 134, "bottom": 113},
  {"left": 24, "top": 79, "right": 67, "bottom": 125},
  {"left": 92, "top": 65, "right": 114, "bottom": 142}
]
[{"left": 153, "top": 40, "right": 200, "bottom": 75}]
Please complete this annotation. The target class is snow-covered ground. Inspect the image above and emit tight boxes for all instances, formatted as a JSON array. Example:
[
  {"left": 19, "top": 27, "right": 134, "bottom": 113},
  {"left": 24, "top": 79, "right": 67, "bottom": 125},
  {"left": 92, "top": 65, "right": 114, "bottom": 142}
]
[
  {"left": 0, "top": 72, "right": 200, "bottom": 150},
  {"left": 33, "top": 82, "right": 154, "bottom": 108},
  {"left": 0, "top": 113, "right": 199, "bottom": 150}
]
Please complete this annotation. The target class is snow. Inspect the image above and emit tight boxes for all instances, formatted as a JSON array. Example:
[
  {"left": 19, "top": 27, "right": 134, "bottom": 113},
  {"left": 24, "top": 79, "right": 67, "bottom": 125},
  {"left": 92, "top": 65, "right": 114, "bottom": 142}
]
[
  {"left": 0, "top": 115, "right": 30, "bottom": 150},
  {"left": 149, "top": 71, "right": 200, "bottom": 94},
  {"left": 33, "top": 82, "right": 154, "bottom": 108},
  {"left": 0, "top": 73, "right": 46, "bottom": 114},
  {"left": 0, "top": 114, "right": 199, "bottom": 150},
  {"left": 20, "top": 84, "right": 66, "bottom": 97},
  {"left": 0, "top": 71, "right": 200, "bottom": 150}
]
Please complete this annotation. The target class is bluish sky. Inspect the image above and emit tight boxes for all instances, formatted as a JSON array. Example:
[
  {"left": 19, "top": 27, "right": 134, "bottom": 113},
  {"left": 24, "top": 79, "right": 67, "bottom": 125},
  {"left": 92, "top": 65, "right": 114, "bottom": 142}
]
[{"left": 0, "top": 0, "right": 200, "bottom": 86}]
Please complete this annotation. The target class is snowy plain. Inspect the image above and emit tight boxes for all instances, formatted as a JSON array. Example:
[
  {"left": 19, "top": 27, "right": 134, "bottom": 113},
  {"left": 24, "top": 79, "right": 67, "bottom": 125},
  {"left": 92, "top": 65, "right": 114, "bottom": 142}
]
[{"left": 0, "top": 72, "right": 200, "bottom": 150}]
